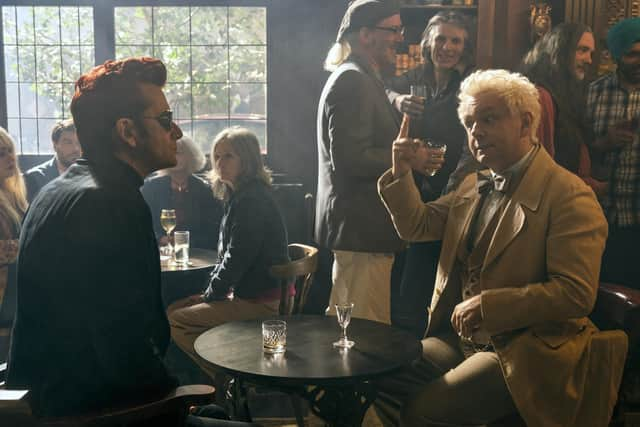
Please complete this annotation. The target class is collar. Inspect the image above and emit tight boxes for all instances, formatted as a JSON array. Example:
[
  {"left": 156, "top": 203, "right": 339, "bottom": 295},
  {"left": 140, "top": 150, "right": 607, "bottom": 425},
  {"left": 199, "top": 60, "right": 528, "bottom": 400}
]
[{"left": 77, "top": 157, "right": 145, "bottom": 189}]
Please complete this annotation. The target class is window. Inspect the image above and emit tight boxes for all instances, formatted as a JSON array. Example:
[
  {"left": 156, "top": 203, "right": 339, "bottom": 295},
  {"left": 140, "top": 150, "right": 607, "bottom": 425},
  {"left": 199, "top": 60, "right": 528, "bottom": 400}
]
[
  {"left": 2, "top": 6, "right": 94, "bottom": 154},
  {"left": 1, "top": 3, "right": 267, "bottom": 155},
  {"left": 115, "top": 6, "right": 267, "bottom": 154}
]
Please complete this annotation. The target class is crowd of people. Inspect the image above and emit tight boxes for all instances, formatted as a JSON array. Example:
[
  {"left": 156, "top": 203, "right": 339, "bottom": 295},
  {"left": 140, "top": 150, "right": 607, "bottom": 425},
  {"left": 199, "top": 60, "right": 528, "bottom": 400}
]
[{"left": 0, "top": 0, "right": 638, "bottom": 425}]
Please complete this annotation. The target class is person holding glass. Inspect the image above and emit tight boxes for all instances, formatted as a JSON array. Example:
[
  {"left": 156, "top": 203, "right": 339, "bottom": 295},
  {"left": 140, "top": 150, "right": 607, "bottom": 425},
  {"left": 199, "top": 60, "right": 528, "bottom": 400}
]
[
  {"left": 142, "top": 135, "right": 222, "bottom": 250},
  {"left": 385, "top": 11, "right": 476, "bottom": 337},
  {"left": 168, "top": 127, "right": 289, "bottom": 378},
  {"left": 0, "top": 128, "right": 27, "bottom": 357}
]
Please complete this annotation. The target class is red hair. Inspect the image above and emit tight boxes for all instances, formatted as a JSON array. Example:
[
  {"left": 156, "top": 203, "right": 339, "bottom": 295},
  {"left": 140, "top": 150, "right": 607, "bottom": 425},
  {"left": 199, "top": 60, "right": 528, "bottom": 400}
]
[{"left": 70, "top": 57, "right": 167, "bottom": 159}]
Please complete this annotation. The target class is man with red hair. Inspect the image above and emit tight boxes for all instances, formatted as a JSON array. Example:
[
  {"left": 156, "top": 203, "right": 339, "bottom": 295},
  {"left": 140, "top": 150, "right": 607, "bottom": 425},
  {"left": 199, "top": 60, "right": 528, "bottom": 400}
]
[{"left": 6, "top": 57, "right": 183, "bottom": 418}]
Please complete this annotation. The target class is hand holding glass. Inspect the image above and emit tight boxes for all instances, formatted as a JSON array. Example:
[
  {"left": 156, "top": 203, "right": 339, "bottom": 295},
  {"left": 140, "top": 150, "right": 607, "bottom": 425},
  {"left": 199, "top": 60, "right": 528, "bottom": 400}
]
[
  {"left": 333, "top": 303, "right": 355, "bottom": 349},
  {"left": 425, "top": 141, "right": 447, "bottom": 176}
]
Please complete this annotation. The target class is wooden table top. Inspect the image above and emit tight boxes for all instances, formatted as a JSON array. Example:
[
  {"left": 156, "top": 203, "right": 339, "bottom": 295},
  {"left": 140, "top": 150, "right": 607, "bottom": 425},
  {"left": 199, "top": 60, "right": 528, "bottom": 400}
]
[{"left": 194, "top": 315, "right": 421, "bottom": 386}]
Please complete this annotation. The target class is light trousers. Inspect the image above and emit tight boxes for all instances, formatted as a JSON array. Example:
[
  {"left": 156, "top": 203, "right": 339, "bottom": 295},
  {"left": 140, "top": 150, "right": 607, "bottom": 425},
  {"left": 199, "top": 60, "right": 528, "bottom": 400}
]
[
  {"left": 374, "top": 334, "right": 517, "bottom": 427},
  {"left": 327, "top": 250, "right": 394, "bottom": 324},
  {"left": 168, "top": 297, "right": 279, "bottom": 378}
]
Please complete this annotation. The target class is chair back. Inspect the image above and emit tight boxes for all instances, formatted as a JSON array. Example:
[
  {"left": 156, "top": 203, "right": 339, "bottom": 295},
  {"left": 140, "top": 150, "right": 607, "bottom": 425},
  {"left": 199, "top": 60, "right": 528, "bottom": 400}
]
[
  {"left": 0, "top": 363, "right": 215, "bottom": 427},
  {"left": 270, "top": 243, "right": 319, "bottom": 315}
]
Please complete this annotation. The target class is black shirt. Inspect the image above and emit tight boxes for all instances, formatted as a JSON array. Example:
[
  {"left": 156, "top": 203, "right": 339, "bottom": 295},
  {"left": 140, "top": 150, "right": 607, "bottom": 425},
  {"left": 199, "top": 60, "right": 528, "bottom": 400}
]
[{"left": 7, "top": 157, "right": 176, "bottom": 417}]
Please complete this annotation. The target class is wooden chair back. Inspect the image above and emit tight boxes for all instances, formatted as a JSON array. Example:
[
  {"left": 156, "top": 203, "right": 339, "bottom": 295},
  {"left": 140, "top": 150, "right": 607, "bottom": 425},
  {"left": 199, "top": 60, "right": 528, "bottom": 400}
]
[{"left": 270, "top": 243, "right": 319, "bottom": 316}]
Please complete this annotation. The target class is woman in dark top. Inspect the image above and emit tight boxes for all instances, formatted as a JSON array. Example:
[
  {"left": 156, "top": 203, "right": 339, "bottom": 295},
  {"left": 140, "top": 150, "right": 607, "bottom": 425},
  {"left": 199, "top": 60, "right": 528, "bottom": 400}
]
[
  {"left": 0, "top": 128, "right": 27, "bottom": 339},
  {"left": 168, "top": 127, "right": 289, "bottom": 378},
  {"left": 142, "top": 135, "right": 222, "bottom": 250},
  {"left": 385, "top": 11, "right": 476, "bottom": 337}
]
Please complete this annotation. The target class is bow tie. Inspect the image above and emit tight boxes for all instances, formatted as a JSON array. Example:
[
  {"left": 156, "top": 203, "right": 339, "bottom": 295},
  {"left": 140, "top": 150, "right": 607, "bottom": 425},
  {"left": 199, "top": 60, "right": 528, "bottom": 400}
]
[{"left": 477, "top": 172, "right": 509, "bottom": 195}]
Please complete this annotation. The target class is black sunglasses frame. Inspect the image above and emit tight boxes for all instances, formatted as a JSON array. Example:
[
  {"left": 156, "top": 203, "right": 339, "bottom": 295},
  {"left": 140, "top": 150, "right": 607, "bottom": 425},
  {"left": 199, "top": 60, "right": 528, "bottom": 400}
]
[{"left": 142, "top": 110, "right": 173, "bottom": 131}]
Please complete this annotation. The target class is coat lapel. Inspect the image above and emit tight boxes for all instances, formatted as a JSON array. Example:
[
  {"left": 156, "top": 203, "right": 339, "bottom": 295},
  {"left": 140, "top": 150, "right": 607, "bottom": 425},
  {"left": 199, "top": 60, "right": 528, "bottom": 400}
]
[{"left": 482, "top": 147, "right": 552, "bottom": 270}]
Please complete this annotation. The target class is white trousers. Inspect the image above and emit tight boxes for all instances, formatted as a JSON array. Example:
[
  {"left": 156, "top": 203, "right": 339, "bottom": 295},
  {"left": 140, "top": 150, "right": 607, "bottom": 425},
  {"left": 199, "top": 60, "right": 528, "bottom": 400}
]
[{"left": 327, "top": 250, "right": 394, "bottom": 324}]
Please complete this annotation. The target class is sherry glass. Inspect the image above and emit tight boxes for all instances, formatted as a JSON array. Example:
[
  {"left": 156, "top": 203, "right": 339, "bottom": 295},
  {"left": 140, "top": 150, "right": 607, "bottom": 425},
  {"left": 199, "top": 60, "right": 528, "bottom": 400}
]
[
  {"left": 160, "top": 209, "right": 176, "bottom": 252},
  {"left": 333, "top": 303, "right": 355, "bottom": 349}
]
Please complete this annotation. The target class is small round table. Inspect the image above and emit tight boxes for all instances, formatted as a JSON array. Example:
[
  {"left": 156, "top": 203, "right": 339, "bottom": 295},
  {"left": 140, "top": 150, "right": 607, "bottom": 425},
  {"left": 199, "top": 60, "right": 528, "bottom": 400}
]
[
  {"left": 161, "top": 248, "right": 217, "bottom": 307},
  {"left": 195, "top": 315, "right": 421, "bottom": 426}
]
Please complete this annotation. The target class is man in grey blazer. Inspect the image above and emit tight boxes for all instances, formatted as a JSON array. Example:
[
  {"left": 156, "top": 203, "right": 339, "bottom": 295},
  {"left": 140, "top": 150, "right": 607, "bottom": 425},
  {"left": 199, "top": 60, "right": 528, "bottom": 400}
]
[{"left": 316, "top": 0, "right": 410, "bottom": 324}]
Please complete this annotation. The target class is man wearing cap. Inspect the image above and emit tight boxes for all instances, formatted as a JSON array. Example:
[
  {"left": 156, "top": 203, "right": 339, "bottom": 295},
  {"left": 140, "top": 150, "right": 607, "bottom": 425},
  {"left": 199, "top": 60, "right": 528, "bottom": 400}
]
[
  {"left": 586, "top": 17, "right": 640, "bottom": 289},
  {"left": 315, "top": 0, "right": 406, "bottom": 324}
]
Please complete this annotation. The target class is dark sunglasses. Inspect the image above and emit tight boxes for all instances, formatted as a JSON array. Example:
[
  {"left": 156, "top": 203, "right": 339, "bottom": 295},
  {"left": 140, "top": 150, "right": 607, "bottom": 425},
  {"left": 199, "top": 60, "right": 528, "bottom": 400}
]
[{"left": 142, "top": 110, "right": 173, "bottom": 131}]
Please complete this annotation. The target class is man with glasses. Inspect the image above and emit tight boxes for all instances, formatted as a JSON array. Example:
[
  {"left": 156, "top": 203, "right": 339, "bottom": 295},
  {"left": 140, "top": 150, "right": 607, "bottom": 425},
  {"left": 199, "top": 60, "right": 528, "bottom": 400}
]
[
  {"left": 6, "top": 57, "right": 184, "bottom": 419},
  {"left": 316, "top": 0, "right": 407, "bottom": 324},
  {"left": 23, "top": 118, "right": 82, "bottom": 202}
]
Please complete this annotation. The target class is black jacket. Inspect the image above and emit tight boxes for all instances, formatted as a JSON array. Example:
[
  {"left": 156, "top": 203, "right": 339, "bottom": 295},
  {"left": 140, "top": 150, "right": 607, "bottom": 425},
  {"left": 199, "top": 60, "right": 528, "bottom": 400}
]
[
  {"left": 23, "top": 157, "right": 59, "bottom": 203},
  {"left": 203, "top": 180, "right": 289, "bottom": 301},
  {"left": 7, "top": 158, "right": 176, "bottom": 417}
]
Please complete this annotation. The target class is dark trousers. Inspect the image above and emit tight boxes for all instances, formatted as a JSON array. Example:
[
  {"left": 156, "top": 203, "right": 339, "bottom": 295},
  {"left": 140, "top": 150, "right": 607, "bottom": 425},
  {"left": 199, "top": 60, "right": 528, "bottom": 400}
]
[{"left": 600, "top": 225, "right": 640, "bottom": 289}]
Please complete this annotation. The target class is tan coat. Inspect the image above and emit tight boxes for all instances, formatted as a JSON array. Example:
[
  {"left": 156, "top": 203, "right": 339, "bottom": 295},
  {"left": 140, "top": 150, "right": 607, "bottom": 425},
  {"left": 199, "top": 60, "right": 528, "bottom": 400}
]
[{"left": 378, "top": 147, "right": 627, "bottom": 427}]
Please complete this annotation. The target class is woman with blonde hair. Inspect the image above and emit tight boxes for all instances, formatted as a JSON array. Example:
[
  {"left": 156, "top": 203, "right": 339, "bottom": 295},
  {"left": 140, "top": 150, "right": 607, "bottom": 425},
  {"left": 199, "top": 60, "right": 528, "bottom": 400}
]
[
  {"left": 168, "top": 127, "right": 289, "bottom": 378},
  {"left": 0, "top": 127, "right": 27, "bottom": 341}
]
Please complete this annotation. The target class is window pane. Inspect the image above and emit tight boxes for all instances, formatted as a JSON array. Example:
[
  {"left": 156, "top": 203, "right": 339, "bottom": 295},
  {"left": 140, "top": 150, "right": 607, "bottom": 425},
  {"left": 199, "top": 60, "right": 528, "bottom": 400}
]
[
  {"left": 154, "top": 7, "right": 189, "bottom": 45},
  {"left": 115, "top": 44, "right": 153, "bottom": 60},
  {"left": 193, "top": 83, "right": 228, "bottom": 117},
  {"left": 18, "top": 45, "right": 36, "bottom": 82},
  {"left": 20, "top": 118, "right": 38, "bottom": 154},
  {"left": 16, "top": 7, "right": 34, "bottom": 46},
  {"left": 3, "top": 7, "right": 17, "bottom": 45},
  {"left": 229, "top": 46, "right": 265, "bottom": 82},
  {"left": 156, "top": 45, "right": 190, "bottom": 83},
  {"left": 192, "top": 119, "right": 228, "bottom": 153},
  {"left": 78, "top": 7, "right": 93, "bottom": 45},
  {"left": 19, "top": 83, "right": 37, "bottom": 118},
  {"left": 63, "top": 83, "right": 75, "bottom": 117},
  {"left": 4, "top": 45, "right": 18, "bottom": 82},
  {"left": 37, "top": 45, "right": 62, "bottom": 83},
  {"left": 37, "top": 83, "right": 63, "bottom": 118},
  {"left": 229, "top": 8, "right": 266, "bottom": 45},
  {"left": 165, "top": 83, "right": 191, "bottom": 120},
  {"left": 60, "top": 7, "right": 79, "bottom": 45},
  {"left": 7, "top": 119, "right": 21, "bottom": 150},
  {"left": 6, "top": 83, "right": 19, "bottom": 118},
  {"left": 230, "top": 83, "right": 265, "bottom": 116},
  {"left": 35, "top": 7, "right": 60, "bottom": 45},
  {"left": 230, "top": 119, "right": 266, "bottom": 153},
  {"left": 192, "top": 46, "right": 227, "bottom": 82},
  {"left": 80, "top": 45, "right": 95, "bottom": 75},
  {"left": 61, "top": 45, "right": 81, "bottom": 83},
  {"left": 191, "top": 7, "right": 227, "bottom": 45},
  {"left": 115, "top": 7, "right": 152, "bottom": 45},
  {"left": 38, "top": 119, "right": 58, "bottom": 154}
]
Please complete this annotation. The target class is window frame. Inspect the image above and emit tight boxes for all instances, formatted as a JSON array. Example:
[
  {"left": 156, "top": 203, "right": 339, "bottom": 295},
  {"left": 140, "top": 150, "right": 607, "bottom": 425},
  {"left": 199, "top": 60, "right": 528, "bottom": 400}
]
[{"left": 0, "top": 0, "right": 271, "bottom": 155}]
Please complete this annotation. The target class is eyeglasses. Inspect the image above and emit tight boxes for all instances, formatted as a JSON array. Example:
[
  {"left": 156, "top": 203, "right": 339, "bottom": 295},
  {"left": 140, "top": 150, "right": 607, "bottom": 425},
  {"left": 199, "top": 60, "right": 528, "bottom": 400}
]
[
  {"left": 372, "top": 26, "right": 404, "bottom": 35},
  {"left": 142, "top": 110, "right": 173, "bottom": 131}
]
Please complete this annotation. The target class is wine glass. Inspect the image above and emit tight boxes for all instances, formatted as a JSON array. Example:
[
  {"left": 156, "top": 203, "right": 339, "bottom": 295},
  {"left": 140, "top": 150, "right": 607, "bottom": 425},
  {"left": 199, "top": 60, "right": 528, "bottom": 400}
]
[
  {"left": 160, "top": 209, "right": 176, "bottom": 249},
  {"left": 333, "top": 303, "right": 355, "bottom": 349}
]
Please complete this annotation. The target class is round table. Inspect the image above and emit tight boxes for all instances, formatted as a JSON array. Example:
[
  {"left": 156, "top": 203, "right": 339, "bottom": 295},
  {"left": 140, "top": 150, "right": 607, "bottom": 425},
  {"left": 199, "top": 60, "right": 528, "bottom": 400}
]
[
  {"left": 195, "top": 315, "right": 421, "bottom": 426},
  {"left": 161, "top": 248, "right": 217, "bottom": 307}
]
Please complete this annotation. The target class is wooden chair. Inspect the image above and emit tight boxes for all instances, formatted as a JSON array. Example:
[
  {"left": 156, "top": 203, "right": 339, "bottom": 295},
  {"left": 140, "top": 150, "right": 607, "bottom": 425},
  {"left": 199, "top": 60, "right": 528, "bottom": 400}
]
[
  {"left": 0, "top": 363, "right": 215, "bottom": 427},
  {"left": 270, "top": 243, "right": 319, "bottom": 316}
]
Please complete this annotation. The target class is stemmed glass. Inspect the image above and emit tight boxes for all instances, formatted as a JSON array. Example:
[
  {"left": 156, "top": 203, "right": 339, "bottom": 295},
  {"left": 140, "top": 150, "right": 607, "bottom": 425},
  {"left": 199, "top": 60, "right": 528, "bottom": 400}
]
[
  {"left": 160, "top": 209, "right": 176, "bottom": 251},
  {"left": 333, "top": 303, "right": 355, "bottom": 349}
]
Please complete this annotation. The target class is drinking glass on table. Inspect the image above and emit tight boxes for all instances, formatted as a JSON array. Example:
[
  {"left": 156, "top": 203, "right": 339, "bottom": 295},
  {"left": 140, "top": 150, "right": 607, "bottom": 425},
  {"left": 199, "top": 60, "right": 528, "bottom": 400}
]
[
  {"left": 173, "top": 231, "right": 190, "bottom": 266},
  {"left": 160, "top": 209, "right": 176, "bottom": 245},
  {"left": 333, "top": 303, "right": 355, "bottom": 349}
]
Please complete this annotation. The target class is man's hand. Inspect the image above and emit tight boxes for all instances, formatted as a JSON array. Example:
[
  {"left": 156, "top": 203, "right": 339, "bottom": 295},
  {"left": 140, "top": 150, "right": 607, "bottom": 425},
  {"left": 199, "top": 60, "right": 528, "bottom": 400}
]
[
  {"left": 394, "top": 94, "right": 425, "bottom": 118},
  {"left": 393, "top": 137, "right": 421, "bottom": 178},
  {"left": 595, "top": 120, "right": 637, "bottom": 151},
  {"left": 451, "top": 295, "right": 483, "bottom": 339}
]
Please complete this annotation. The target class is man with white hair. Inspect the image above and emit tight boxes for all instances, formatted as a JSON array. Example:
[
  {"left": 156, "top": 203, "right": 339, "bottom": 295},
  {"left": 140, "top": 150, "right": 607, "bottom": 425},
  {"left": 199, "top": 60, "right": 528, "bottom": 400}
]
[{"left": 375, "top": 69, "right": 627, "bottom": 426}]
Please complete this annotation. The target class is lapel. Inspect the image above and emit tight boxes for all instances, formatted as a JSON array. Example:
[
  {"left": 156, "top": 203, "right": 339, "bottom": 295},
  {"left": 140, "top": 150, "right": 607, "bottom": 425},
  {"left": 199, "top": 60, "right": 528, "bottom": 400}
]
[
  {"left": 482, "top": 147, "right": 552, "bottom": 270},
  {"left": 441, "top": 177, "right": 482, "bottom": 275}
]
